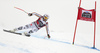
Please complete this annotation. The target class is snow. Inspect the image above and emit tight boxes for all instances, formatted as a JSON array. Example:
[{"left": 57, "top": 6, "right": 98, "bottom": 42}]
[
  {"left": 0, "top": 27, "right": 100, "bottom": 53},
  {"left": 0, "top": 0, "right": 100, "bottom": 53}
]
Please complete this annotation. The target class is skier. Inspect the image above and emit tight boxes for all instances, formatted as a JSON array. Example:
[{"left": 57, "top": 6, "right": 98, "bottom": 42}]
[{"left": 11, "top": 12, "right": 50, "bottom": 38}]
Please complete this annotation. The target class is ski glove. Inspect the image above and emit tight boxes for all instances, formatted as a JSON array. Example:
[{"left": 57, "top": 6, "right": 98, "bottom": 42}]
[
  {"left": 47, "top": 34, "right": 50, "bottom": 38},
  {"left": 28, "top": 13, "right": 33, "bottom": 16}
]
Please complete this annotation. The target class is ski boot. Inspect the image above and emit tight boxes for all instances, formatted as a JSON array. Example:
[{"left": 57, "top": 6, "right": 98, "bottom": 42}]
[
  {"left": 10, "top": 28, "right": 17, "bottom": 32},
  {"left": 24, "top": 32, "right": 30, "bottom": 37}
]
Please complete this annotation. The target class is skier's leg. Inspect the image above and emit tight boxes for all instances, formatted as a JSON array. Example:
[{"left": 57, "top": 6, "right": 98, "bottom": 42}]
[
  {"left": 23, "top": 23, "right": 39, "bottom": 37},
  {"left": 17, "top": 24, "right": 31, "bottom": 30},
  {"left": 24, "top": 28, "right": 38, "bottom": 37},
  {"left": 11, "top": 23, "right": 32, "bottom": 32}
]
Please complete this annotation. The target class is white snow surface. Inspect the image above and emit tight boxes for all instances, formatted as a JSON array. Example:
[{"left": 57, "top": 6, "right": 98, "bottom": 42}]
[
  {"left": 0, "top": 27, "right": 100, "bottom": 53},
  {"left": 0, "top": 0, "right": 100, "bottom": 53}
]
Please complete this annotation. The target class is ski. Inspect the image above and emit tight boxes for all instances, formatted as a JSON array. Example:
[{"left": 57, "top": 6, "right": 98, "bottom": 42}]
[{"left": 3, "top": 29, "right": 22, "bottom": 35}]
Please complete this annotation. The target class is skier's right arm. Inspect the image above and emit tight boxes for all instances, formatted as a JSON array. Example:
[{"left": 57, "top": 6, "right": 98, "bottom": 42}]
[{"left": 28, "top": 12, "right": 42, "bottom": 17}]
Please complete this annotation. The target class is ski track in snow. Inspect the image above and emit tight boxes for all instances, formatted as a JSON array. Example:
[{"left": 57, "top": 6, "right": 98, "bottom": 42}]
[
  {"left": 0, "top": 27, "right": 100, "bottom": 53},
  {"left": 31, "top": 34, "right": 100, "bottom": 52},
  {"left": 74, "top": 44, "right": 100, "bottom": 51},
  {"left": 0, "top": 42, "right": 31, "bottom": 53},
  {"left": 0, "top": 33, "right": 100, "bottom": 53},
  {"left": 0, "top": 35, "right": 100, "bottom": 53},
  {"left": 0, "top": 25, "right": 100, "bottom": 53}
]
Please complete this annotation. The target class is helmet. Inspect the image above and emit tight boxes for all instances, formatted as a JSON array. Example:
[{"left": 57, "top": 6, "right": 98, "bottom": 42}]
[{"left": 43, "top": 14, "right": 49, "bottom": 20}]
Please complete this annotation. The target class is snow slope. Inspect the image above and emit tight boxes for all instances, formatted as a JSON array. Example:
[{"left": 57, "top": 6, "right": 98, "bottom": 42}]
[
  {"left": 0, "top": 0, "right": 100, "bottom": 53},
  {"left": 0, "top": 26, "right": 100, "bottom": 53}
]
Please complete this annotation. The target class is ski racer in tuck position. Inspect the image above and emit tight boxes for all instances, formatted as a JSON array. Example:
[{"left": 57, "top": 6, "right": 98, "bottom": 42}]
[{"left": 11, "top": 12, "right": 50, "bottom": 38}]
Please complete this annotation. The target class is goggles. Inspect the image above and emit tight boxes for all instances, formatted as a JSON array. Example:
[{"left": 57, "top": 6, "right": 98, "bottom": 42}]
[{"left": 44, "top": 17, "right": 48, "bottom": 20}]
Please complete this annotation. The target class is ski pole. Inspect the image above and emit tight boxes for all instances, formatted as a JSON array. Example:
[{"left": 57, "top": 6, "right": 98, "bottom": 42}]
[{"left": 14, "top": 7, "right": 28, "bottom": 14}]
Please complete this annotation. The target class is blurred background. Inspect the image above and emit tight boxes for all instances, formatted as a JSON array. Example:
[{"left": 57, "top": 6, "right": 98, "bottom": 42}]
[{"left": 0, "top": 0, "right": 100, "bottom": 46}]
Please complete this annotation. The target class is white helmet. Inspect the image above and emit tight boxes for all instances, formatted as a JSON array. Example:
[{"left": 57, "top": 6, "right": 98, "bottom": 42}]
[{"left": 43, "top": 14, "right": 49, "bottom": 20}]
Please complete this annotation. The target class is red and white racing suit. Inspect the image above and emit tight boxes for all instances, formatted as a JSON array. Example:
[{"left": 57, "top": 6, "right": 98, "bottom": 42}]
[{"left": 16, "top": 13, "right": 49, "bottom": 34}]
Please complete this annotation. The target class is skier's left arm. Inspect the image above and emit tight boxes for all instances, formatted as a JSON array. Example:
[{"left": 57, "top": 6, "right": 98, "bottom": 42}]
[{"left": 46, "top": 22, "right": 50, "bottom": 38}]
